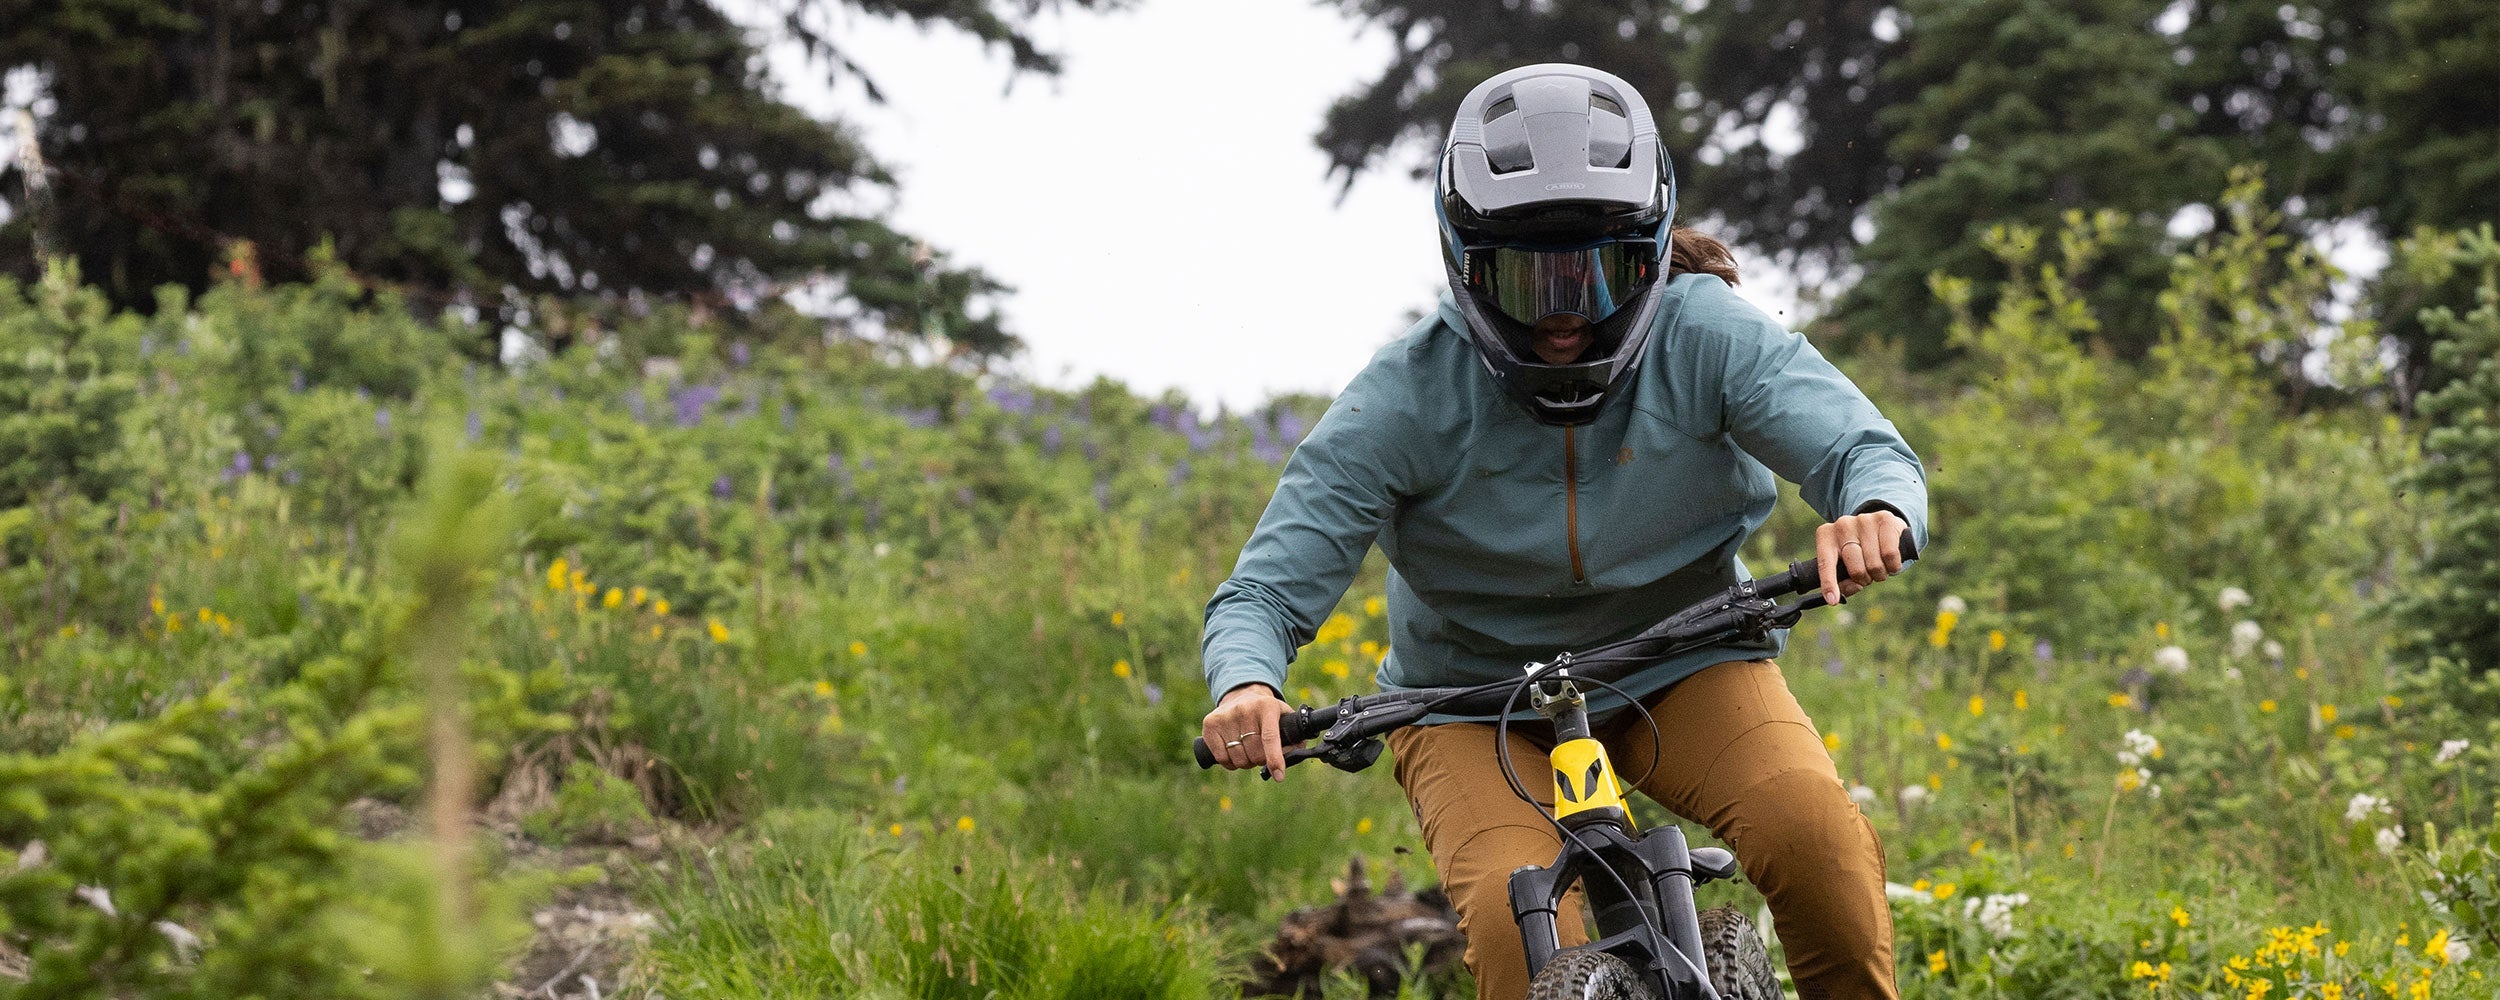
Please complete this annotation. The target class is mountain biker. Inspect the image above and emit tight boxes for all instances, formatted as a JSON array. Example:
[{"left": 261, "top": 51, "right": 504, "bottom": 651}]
[{"left": 1199, "top": 63, "right": 1925, "bottom": 1000}]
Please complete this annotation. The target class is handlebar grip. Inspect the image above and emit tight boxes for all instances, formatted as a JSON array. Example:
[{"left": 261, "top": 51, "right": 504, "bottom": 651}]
[
  {"left": 1192, "top": 704, "right": 1336, "bottom": 769},
  {"left": 1772, "top": 527, "right": 1923, "bottom": 597}
]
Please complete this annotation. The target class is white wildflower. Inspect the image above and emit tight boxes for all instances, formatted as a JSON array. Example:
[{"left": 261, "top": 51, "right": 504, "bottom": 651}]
[
  {"left": 1899, "top": 785, "right": 1931, "bottom": 807},
  {"left": 2219, "top": 586, "right": 2253, "bottom": 612},
  {"left": 2262, "top": 639, "right": 2286, "bottom": 661},
  {"left": 2446, "top": 936, "right": 2472, "bottom": 964},
  {"left": 2346, "top": 793, "right": 2390, "bottom": 824},
  {"left": 2377, "top": 825, "right": 2405, "bottom": 857},
  {"left": 155, "top": 920, "right": 203, "bottom": 962},
  {"left": 1849, "top": 784, "right": 1878, "bottom": 806},
  {"left": 2117, "top": 729, "right": 2161, "bottom": 767},
  {"left": 1964, "top": 892, "right": 2031, "bottom": 940},
  {"left": 2439, "top": 739, "right": 2471, "bottom": 764},
  {"left": 2225, "top": 667, "right": 2243, "bottom": 681},
  {"left": 2153, "top": 646, "right": 2190, "bottom": 674},
  {"left": 13, "top": 839, "right": 45, "bottom": 871},
  {"left": 2231, "top": 620, "right": 2264, "bottom": 658},
  {"left": 75, "top": 884, "right": 116, "bottom": 918},
  {"left": 1833, "top": 608, "right": 1857, "bottom": 627},
  {"left": 1886, "top": 881, "right": 1934, "bottom": 903},
  {"left": 1938, "top": 595, "right": 1969, "bottom": 615}
]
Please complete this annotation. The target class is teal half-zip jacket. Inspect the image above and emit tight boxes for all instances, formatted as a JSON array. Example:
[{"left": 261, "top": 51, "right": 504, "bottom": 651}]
[{"left": 1201, "top": 273, "right": 1930, "bottom": 721}]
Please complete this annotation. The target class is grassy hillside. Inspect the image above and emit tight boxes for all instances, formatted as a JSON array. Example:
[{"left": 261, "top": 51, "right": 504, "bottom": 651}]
[{"left": 4, "top": 188, "right": 2498, "bottom": 999}]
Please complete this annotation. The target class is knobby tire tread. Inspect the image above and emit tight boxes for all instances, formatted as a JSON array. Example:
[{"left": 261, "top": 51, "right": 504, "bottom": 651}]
[
  {"left": 1525, "top": 949, "right": 1652, "bottom": 1000},
  {"left": 1697, "top": 904, "right": 1785, "bottom": 999}
]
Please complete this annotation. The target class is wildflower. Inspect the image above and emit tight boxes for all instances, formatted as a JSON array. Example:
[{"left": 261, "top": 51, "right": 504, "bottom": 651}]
[
  {"left": 2109, "top": 692, "right": 2134, "bottom": 708},
  {"left": 155, "top": 920, "right": 202, "bottom": 962},
  {"left": 849, "top": 640, "right": 867, "bottom": 657},
  {"left": 1219, "top": 796, "right": 1232, "bottom": 813},
  {"left": 2378, "top": 825, "right": 2405, "bottom": 856},
  {"left": 1825, "top": 732, "right": 1843, "bottom": 752},
  {"left": 2220, "top": 586, "right": 2253, "bottom": 612},
  {"left": 890, "top": 823, "right": 904, "bottom": 837},
  {"left": 1849, "top": 784, "right": 1876, "bottom": 805},
  {"left": 546, "top": 557, "right": 569, "bottom": 592},
  {"left": 2154, "top": 646, "right": 2190, "bottom": 674},
  {"left": 2446, "top": 936, "right": 2472, "bottom": 964},
  {"left": 2322, "top": 984, "right": 2342, "bottom": 1000},
  {"left": 1356, "top": 818, "right": 1374, "bottom": 835},
  {"left": 2260, "top": 699, "right": 2278, "bottom": 713},
  {"left": 2118, "top": 769, "right": 2147, "bottom": 793},
  {"left": 2319, "top": 703, "right": 2338, "bottom": 724},
  {"left": 1937, "top": 732, "right": 1954, "bottom": 751},
  {"left": 1932, "top": 882, "right": 1956, "bottom": 901},
  {"left": 1988, "top": 630, "right": 2008, "bottom": 652},
  {"left": 706, "top": 618, "right": 729, "bottom": 643},
  {"left": 2232, "top": 620, "right": 2264, "bottom": 657},
  {"left": 1868, "top": 607, "right": 1886, "bottom": 624},
  {"left": 1929, "top": 613, "right": 1957, "bottom": 649},
  {"left": 2263, "top": 639, "right": 2286, "bottom": 661},
  {"left": 1965, "top": 892, "right": 2028, "bottom": 939},
  {"left": 1315, "top": 613, "right": 1356, "bottom": 645},
  {"left": 2439, "top": 739, "right": 2470, "bottom": 764},
  {"left": 1322, "top": 660, "right": 1351, "bottom": 679},
  {"left": 1969, "top": 696, "right": 1985, "bottom": 717},
  {"left": 2172, "top": 905, "right": 2191, "bottom": 928},
  {"left": 1927, "top": 772, "right": 1943, "bottom": 790},
  {"left": 1969, "top": 839, "right": 1985, "bottom": 856},
  {"left": 2427, "top": 929, "right": 2455, "bottom": 964},
  {"left": 653, "top": 598, "right": 672, "bottom": 617},
  {"left": 75, "top": 885, "right": 115, "bottom": 917},
  {"left": 2155, "top": 621, "right": 2171, "bottom": 641},
  {"left": 603, "top": 587, "right": 624, "bottom": 609},
  {"left": 630, "top": 586, "right": 647, "bottom": 607},
  {"left": 1899, "top": 785, "right": 1930, "bottom": 807},
  {"left": 1111, "top": 610, "right": 1126, "bottom": 627},
  {"left": 1112, "top": 659, "right": 1132, "bottom": 679},
  {"left": 2335, "top": 725, "right": 2357, "bottom": 740},
  {"left": 1358, "top": 640, "right": 1382, "bottom": 661},
  {"left": 956, "top": 816, "right": 976, "bottom": 833},
  {"left": 1885, "top": 881, "right": 1931, "bottom": 902},
  {"left": 2119, "top": 729, "right": 2161, "bottom": 766},
  {"left": 1144, "top": 683, "right": 1163, "bottom": 705},
  {"left": 2014, "top": 689, "right": 2029, "bottom": 710},
  {"left": 2035, "top": 639, "right": 2054, "bottom": 662},
  {"left": 1363, "top": 596, "right": 1385, "bottom": 617},
  {"left": 2346, "top": 794, "right": 2390, "bottom": 823},
  {"left": 2385, "top": 694, "right": 2404, "bottom": 708},
  {"left": 1928, "top": 950, "right": 1948, "bottom": 974},
  {"left": 1939, "top": 595, "right": 1968, "bottom": 615}
]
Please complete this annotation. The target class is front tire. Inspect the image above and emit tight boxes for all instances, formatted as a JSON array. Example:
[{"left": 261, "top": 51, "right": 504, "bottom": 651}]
[
  {"left": 1526, "top": 949, "right": 1652, "bottom": 1000},
  {"left": 1697, "top": 904, "right": 1784, "bottom": 999}
]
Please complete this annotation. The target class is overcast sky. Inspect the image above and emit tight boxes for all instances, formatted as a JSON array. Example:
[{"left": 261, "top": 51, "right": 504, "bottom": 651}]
[{"left": 789, "top": 1, "right": 1812, "bottom": 410}]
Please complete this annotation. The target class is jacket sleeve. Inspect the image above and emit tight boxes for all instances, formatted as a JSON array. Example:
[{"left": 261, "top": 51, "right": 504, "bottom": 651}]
[
  {"left": 1702, "top": 286, "right": 1931, "bottom": 551},
  {"left": 1201, "top": 363, "right": 1422, "bottom": 705}
]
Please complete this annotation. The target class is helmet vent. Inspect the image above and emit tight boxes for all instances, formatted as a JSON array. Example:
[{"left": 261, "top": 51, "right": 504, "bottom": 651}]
[{"left": 1589, "top": 93, "right": 1624, "bottom": 116}]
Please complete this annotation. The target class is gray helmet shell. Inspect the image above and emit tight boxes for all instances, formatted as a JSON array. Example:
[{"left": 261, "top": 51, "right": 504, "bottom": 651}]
[{"left": 1438, "top": 63, "right": 1678, "bottom": 426}]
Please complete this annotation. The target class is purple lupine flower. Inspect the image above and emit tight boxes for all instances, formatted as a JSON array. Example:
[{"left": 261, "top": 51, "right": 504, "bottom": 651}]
[
  {"left": 863, "top": 499, "right": 882, "bottom": 531},
  {"left": 262, "top": 453, "right": 281, "bottom": 472},
  {"left": 671, "top": 383, "right": 721, "bottom": 427},
  {"left": 1169, "top": 461, "right": 1191, "bottom": 487},
  {"left": 827, "top": 451, "right": 845, "bottom": 474},
  {"left": 626, "top": 390, "right": 647, "bottom": 423},
  {"left": 465, "top": 410, "right": 483, "bottom": 442},
  {"left": 2034, "top": 639, "right": 2054, "bottom": 663},
  {"left": 712, "top": 474, "right": 733, "bottom": 499},
  {"left": 1177, "top": 408, "right": 1199, "bottom": 437},
  {"left": 1275, "top": 409, "right": 1308, "bottom": 444},
  {"left": 1143, "top": 683, "right": 1164, "bottom": 707},
  {"left": 987, "top": 383, "right": 1015, "bottom": 408},
  {"left": 730, "top": 342, "right": 750, "bottom": 367},
  {"left": 224, "top": 451, "right": 252, "bottom": 482},
  {"left": 1082, "top": 439, "right": 1099, "bottom": 462},
  {"left": 740, "top": 391, "right": 761, "bottom": 422},
  {"left": 1825, "top": 657, "right": 1846, "bottom": 677},
  {"left": 859, "top": 455, "right": 874, "bottom": 470},
  {"left": 374, "top": 407, "right": 391, "bottom": 433},
  {"left": 1093, "top": 477, "right": 1112, "bottom": 511},
  {"left": 174, "top": 338, "right": 191, "bottom": 356},
  {"left": 1073, "top": 397, "right": 1092, "bottom": 423},
  {"left": 1041, "top": 424, "right": 1063, "bottom": 455},
  {"left": 1149, "top": 404, "right": 1174, "bottom": 430},
  {"left": 282, "top": 468, "right": 301, "bottom": 486},
  {"left": 289, "top": 370, "right": 306, "bottom": 393},
  {"left": 954, "top": 486, "right": 975, "bottom": 506},
  {"left": 892, "top": 775, "right": 907, "bottom": 795}
]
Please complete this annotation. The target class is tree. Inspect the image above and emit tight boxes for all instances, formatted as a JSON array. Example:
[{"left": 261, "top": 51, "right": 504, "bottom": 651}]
[
  {"left": 2388, "top": 226, "right": 2500, "bottom": 707},
  {"left": 0, "top": 0, "right": 1103, "bottom": 357}
]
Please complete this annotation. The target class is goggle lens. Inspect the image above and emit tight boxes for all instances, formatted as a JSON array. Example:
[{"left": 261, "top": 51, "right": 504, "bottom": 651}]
[{"left": 1464, "top": 240, "right": 1656, "bottom": 326}]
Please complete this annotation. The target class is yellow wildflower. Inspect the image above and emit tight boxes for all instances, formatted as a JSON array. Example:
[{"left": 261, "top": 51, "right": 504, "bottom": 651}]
[
  {"left": 1937, "top": 732, "right": 1954, "bottom": 751},
  {"left": 630, "top": 586, "right": 647, "bottom": 607},
  {"left": 196, "top": 606, "right": 212, "bottom": 624},
  {"left": 1988, "top": 629, "right": 2008, "bottom": 652},
  {"left": 2172, "top": 906, "right": 2191, "bottom": 928},
  {"left": 849, "top": 640, "right": 868, "bottom": 657},
  {"left": 604, "top": 587, "right": 624, "bottom": 609},
  {"left": 1315, "top": 613, "right": 1357, "bottom": 645},
  {"left": 2335, "top": 724, "right": 2357, "bottom": 740},
  {"left": 2322, "top": 984, "right": 2342, "bottom": 1000},
  {"left": 1363, "top": 596, "right": 1385, "bottom": 617},
  {"left": 546, "top": 557, "right": 568, "bottom": 592},
  {"left": 814, "top": 680, "right": 833, "bottom": 697},
  {"left": 1935, "top": 609, "right": 1960, "bottom": 633},
  {"left": 1928, "top": 950, "right": 1948, "bottom": 974},
  {"left": 2317, "top": 612, "right": 2333, "bottom": 627},
  {"left": 2319, "top": 704, "right": 2338, "bottom": 724},
  {"left": 1969, "top": 839, "right": 1984, "bottom": 856},
  {"left": 1322, "top": 659, "right": 1351, "bottom": 679},
  {"left": 2155, "top": 621, "right": 2170, "bottom": 640},
  {"left": 165, "top": 612, "right": 183, "bottom": 633},
  {"left": 2427, "top": 929, "right": 2453, "bottom": 964},
  {"left": 2118, "top": 770, "right": 2144, "bottom": 793},
  {"left": 2385, "top": 695, "right": 2404, "bottom": 709},
  {"left": 653, "top": 598, "right": 672, "bottom": 616},
  {"left": 213, "top": 613, "right": 234, "bottom": 636},
  {"left": 890, "top": 823, "right": 904, "bottom": 837},
  {"left": 1358, "top": 640, "right": 1382, "bottom": 661},
  {"left": 706, "top": 618, "right": 730, "bottom": 643},
  {"left": 956, "top": 816, "right": 975, "bottom": 833},
  {"left": 1926, "top": 772, "right": 1942, "bottom": 790},
  {"left": 1111, "top": 610, "right": 1126, "bottom": 627},
  {"left": 1933, "top": 882, "right": 1956, "bottom": 900},
  {"left": 1356, "top": 818, "right": 1374, "bottom": 835},
  {"left": 1219, "top": 796, "right": 1232, "bottom": 813},
  {"left": 1912, "top": 879, "right": 1931, "bottom": 892},
  {"left": 1112, "top": 659, "right": 1133, "bottom": 679},
  {"left": 1868, "top": 607, "right": 1886, "bottom": 624},
  {"left": 2109, "top": 692, "right": 2133, "bottom": 708},
  {"left": 2409, "top": 980, "right": 2429, "bottom": 1000},
  {"left": 649, "top": 624, "right": 662, "bottom": 640},
  {"left": 1824, "top": 732, "right": 1842, "bottom": 753},
  {"left": 150, "top": 594, "right": 165, "bottom": 615},
  {"left": 2260, "top": 699, "right": 2278, "bottom": 713},
  {"left": 1969, "top": 695, "right": 1986, "bottom": 717},
  {"left": 2015, "top": 689, "right": 2029, "bottom": 710}
]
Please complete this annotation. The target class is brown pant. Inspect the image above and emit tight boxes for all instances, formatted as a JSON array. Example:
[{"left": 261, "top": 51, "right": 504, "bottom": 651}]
[{"left": 1385, "top": 659, "right": 1896, "bottom": 1000}]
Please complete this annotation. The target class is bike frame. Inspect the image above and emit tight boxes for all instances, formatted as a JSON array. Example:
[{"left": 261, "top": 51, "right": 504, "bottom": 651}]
[{"left": 1507, "top": 670, "right": 1738, "bottom": 1000}]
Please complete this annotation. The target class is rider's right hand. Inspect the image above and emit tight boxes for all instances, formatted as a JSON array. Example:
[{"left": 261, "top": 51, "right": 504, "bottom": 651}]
[{"left": 1202, "top": 683, "right": 1291, "bottom": 781}]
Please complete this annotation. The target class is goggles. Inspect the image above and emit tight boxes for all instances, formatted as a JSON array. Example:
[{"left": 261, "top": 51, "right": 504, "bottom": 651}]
[{"left": 1459, "top": 232, "right": 1663, "bottom": 327}]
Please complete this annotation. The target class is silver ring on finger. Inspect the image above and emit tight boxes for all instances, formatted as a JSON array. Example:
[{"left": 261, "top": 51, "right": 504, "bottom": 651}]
[
  {"left": 1841, "top": 539, "right": 1863, "bottom": 548},
  {"left": 1224, "top": 740, "right": 1243, "bottom": 749}
]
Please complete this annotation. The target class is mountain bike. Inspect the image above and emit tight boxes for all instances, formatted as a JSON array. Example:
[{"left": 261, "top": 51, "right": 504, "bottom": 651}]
[{"left": 1194, "top": 531, "right": 1915, "bottom": 1000}]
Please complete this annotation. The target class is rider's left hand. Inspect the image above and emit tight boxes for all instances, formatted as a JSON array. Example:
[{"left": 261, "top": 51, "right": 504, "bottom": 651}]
[{"left": 1816, "top": 509, "right": 1907, "bottom": 606}]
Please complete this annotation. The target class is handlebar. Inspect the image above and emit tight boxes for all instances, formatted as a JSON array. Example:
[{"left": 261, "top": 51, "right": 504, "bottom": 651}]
[{"left": 1192, "top": 528, "right": 1918, "bottom": 773}]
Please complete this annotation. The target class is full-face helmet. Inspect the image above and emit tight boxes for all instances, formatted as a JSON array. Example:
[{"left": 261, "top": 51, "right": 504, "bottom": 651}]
[{"left": 1438, "top": 63, "right": 1677, "bottom": 426}]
